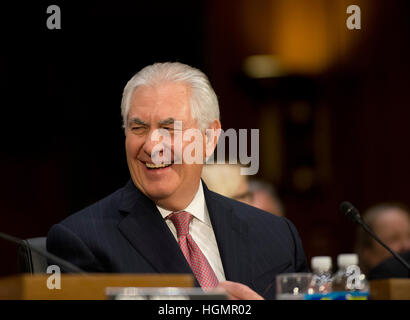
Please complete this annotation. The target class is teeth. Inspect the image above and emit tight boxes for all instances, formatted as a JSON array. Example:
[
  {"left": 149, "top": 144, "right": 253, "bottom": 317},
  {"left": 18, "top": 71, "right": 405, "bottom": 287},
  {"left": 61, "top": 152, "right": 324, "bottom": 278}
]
[{"left": 145, "top": 162, "right": 171, "bottom": 169}]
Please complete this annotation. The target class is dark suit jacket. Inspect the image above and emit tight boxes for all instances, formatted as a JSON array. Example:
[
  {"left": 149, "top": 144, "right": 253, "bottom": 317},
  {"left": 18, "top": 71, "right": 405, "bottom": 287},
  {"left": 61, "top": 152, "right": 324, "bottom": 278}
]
[
  {"left": 47, "top": 179, "right": 308, "bottom": 299},
  {"left": 368, "top": 251, "right": 410, "bottom": 280}
]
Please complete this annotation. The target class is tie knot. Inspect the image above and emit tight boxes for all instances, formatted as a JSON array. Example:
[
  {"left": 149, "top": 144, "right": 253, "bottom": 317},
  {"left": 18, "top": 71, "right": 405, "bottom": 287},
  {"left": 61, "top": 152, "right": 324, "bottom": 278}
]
[{"left": 168, "top": 211, "right": 192, "bottom": 237}]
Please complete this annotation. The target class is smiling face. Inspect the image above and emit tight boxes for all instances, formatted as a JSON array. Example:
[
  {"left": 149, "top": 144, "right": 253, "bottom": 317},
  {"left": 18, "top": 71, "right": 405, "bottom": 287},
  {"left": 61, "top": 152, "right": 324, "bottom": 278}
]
[{"left": 125, "top": 81, "right": 219, "bottom": 210}]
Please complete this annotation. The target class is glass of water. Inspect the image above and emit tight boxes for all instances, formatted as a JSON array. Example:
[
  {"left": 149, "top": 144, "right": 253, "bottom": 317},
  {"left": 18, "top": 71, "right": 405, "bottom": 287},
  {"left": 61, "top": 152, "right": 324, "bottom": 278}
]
[{"left": 276, "top": 273, "right": 313, "bottom": 300}]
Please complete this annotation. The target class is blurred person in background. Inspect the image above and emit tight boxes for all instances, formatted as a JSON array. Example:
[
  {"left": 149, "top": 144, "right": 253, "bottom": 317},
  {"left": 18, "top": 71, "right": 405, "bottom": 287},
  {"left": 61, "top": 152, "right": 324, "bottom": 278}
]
[
  {"left": 355, "top": 203, "right": 410, "bottom": 279},
  {"left": 202, "top": 164, "right": 284, "bottom": 216},
  {"left": 248, "top": 179, "right": 285, "bottom": 217},
  {"left": 201, "top": 163, "right": 253, "bottom": 205}
]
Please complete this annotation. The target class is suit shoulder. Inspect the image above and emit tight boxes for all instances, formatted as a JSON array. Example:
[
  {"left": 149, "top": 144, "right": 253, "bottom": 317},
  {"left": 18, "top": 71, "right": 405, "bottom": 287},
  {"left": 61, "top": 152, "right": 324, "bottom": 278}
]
[{"left": 57, "top": 184, "right": 125, "bottom": 228}]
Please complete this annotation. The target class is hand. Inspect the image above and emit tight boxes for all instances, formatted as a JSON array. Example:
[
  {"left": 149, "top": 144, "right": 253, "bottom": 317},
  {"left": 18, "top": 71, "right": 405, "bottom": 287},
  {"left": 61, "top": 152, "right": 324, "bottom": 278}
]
[{"left": 215, "top": 280, "right": 264, "bottom": 300}]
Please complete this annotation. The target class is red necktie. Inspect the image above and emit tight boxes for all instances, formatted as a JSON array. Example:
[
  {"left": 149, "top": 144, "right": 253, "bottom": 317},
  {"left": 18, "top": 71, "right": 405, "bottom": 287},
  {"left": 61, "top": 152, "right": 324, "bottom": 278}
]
[{"left": 168, "top": 211, "right": 219, "bottom": 289}]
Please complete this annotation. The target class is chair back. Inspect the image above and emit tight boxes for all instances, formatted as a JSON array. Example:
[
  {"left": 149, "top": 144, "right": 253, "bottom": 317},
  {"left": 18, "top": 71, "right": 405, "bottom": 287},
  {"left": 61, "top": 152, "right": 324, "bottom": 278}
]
[{"left": 18, "top": 237, "right": 48, "bottom": 274}]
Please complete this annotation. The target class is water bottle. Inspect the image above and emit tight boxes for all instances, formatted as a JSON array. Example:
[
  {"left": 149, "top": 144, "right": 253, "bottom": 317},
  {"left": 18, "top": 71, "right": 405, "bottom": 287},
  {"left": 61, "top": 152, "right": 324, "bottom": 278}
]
[
  {"left": 332, "top": 253, "right": 369, "bottom": 299},
  {"left": 309, "top": 256, "right": 333, "bottom": 296}
]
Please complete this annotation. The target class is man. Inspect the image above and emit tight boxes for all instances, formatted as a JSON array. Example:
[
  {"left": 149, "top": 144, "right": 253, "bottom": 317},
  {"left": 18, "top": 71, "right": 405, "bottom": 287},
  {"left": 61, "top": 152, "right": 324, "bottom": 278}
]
[
  {"left": 201, "top": 165, "right": 284, "bottom": 216},
  {"left": 201, "top": 164, "right": 253, "bottom": 204},
  {"left": 355, "top": 203, "right": 410, "bottom": 278},
  {"left": 248, "top": 179, "right": 285, "bottom": 217},
  {"left": 47, "top": 62, "right": 308, "bottom": 299}
]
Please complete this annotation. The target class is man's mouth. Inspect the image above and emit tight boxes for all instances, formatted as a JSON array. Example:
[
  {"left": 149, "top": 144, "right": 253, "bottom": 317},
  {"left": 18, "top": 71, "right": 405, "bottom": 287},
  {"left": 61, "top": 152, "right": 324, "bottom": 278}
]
[{"left": 145, "top": 162, "right": 173, "bottom": 170}]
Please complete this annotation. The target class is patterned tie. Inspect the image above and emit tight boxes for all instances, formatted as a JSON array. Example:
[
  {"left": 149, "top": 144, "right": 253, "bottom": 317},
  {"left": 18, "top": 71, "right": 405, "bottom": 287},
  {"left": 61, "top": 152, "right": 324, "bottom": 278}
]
[{"left": 168, "top": 211, "right": 219, "bottom": 289}]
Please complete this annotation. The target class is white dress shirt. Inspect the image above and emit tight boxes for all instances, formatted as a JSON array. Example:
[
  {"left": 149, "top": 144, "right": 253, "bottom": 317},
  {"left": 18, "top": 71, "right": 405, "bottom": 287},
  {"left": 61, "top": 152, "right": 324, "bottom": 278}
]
[{"left": 156, "top": 181, "right": 226, "bottom": 282}]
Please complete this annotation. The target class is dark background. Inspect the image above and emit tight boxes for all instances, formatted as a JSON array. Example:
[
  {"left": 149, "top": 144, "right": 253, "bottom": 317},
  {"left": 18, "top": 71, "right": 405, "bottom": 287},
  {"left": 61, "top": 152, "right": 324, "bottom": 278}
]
[{"left": 1, "top": 0, "right": 410, "bottom": 276}]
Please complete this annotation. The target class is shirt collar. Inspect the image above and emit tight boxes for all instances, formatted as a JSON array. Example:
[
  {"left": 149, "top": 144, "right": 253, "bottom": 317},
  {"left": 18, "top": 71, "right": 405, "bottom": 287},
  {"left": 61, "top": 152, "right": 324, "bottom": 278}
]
[{"left": 156, "top": 181, "right": 210, "bottom": 226}]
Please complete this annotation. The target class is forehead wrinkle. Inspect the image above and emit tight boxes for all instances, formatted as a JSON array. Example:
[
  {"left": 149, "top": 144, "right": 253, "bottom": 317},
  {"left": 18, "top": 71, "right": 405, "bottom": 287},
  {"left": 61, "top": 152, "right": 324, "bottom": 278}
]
[{"left": 129, "top": 82, "right": 196, "bottom": 128}]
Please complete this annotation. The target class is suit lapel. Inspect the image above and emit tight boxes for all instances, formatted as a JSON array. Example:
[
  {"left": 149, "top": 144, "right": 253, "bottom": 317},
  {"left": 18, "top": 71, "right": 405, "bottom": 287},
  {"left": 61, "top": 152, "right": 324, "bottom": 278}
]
[
  {"left": 203, "top": 182, "right": 252, "bottom": 285},
  {"left": 117, "top": 180, "right": 194, "bottom": 276}
]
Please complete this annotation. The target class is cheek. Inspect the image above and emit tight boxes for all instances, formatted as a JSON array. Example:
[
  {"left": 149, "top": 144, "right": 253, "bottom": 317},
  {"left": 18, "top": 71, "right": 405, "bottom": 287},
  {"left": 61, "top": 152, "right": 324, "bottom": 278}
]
[
  {"left": 178, "top": 134, "right": 206, "bottom": 162},
  {"left": 125, "top": 135, "right": 142, "bottom": 157}
]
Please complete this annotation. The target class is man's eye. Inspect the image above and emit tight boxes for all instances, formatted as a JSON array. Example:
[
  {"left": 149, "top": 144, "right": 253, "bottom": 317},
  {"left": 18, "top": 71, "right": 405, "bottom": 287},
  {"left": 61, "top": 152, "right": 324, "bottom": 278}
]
[
  {"left": 156, "top": 127, "right": 174, "bottom": 134},
  {"left": 131, "top": 127, "right": 145, "bottom": 132}
]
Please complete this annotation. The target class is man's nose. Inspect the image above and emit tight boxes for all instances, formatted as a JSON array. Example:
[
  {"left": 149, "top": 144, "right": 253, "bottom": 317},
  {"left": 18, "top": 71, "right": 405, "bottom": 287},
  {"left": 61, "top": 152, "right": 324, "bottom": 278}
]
[{"left": 142, "top": 129, "right": 165, "bottom": 157}]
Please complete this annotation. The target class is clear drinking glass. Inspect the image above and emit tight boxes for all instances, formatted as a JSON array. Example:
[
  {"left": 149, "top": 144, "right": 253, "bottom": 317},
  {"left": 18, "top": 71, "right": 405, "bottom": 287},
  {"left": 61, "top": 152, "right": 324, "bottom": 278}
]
[{"left": 276, "top": 273, "right": 313, "bottom": 300}]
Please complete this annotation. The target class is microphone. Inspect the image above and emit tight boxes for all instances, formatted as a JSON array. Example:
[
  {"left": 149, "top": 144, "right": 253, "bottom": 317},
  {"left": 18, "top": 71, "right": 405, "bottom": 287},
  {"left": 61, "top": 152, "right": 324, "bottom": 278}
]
[
  {"left": 0, "top": 231, "right": 86, "bottom": 274},
  {"left": 339, "top": 201, "right": 410, "bottom": 274}
]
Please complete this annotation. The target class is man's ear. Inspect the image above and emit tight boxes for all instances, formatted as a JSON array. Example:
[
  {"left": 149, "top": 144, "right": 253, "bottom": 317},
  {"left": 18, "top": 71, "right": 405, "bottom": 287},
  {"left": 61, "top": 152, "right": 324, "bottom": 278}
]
[{"left": 204, "top": 119, "right": 221, "bottom": 159}]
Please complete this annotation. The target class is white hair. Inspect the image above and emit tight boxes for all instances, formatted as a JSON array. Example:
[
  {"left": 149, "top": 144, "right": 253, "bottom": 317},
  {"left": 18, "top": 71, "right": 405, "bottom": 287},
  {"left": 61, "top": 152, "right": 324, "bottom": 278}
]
[{"left": 120, "top": 62, "right": 220, "bottom": 131}]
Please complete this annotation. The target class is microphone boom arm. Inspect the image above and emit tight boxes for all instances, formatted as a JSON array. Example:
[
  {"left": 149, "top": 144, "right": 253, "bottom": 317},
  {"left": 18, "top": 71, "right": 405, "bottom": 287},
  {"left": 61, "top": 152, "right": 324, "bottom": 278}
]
[{"left": 357, "top": 220, "right": 410, "bottom": 272}]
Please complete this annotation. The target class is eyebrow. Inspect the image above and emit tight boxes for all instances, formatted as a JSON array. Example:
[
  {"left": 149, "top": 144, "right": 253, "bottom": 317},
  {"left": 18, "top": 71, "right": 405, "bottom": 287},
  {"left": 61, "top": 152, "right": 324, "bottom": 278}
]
[
  {"left": 128, "top": 118, "right": 148, "bottom": 126},
  {"left": 158, "top": 117, "right": 176, "bottom": 126},
  {"left": 128, "top": 117, "right": 179, "bottom": 127}
]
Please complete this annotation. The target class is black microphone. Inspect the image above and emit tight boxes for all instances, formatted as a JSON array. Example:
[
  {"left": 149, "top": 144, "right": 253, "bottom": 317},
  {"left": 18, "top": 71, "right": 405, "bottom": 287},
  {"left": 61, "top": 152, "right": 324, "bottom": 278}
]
[
  {"left": 339, "top": 201, "right": 410, "bottom": 274},
  {"left": 0, "top": 231, "right": 86, "bottom": 274}
]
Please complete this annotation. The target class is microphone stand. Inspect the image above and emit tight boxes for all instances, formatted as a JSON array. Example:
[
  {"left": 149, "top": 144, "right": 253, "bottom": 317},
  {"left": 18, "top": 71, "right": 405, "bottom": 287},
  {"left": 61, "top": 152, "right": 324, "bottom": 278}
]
[{"left": 357, "top": 220, "right": 410, "bottom": 274}]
